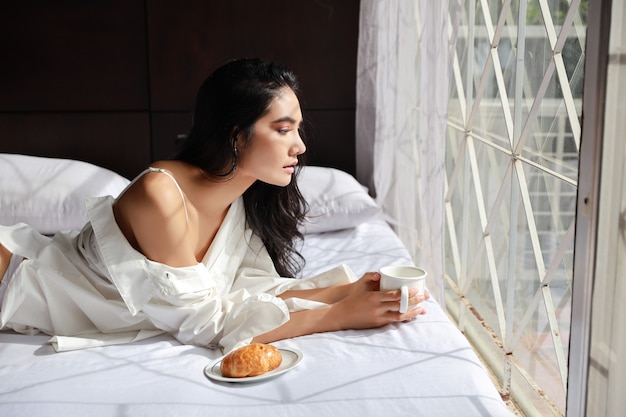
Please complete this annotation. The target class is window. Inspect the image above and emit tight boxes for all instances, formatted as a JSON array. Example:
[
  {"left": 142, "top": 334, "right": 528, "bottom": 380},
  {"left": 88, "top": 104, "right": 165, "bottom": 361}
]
[{"left": 444, "top": 1, "right": 587, "bottom": 415}]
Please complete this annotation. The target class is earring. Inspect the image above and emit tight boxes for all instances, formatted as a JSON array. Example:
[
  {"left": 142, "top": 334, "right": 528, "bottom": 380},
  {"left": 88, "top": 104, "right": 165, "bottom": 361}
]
[{"left": 228, "top": 143, "right": 238, "bottom": 174}]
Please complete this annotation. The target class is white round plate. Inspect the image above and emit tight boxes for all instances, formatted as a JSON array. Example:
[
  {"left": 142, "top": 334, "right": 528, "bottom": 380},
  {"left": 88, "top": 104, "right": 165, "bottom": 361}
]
[{"left": 204, "top": 347, "right": 304, "bottom": 383}]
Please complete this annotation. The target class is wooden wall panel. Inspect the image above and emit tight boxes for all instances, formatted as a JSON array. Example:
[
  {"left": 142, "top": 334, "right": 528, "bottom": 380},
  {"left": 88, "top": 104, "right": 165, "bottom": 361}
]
[
  {"left": 146, "top": 0, "right": 360, "bottom": 111},
  {"left": 0, "top": 113, "right": 151, "bottom": 179},
  {"left": 0, "top": 0, "right": 148, "bottom": 111},
  {"left": 303, "top": 110, "right": 356, "bottom": 173},
  {"left": 151, "top": 112, "right": 193, "bottom": 161}
]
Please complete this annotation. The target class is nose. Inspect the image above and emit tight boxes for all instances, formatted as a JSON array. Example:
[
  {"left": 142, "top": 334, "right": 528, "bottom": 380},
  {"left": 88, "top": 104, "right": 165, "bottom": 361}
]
[{"left": 292, "top": 130, "right": 306, "bottom": 156}]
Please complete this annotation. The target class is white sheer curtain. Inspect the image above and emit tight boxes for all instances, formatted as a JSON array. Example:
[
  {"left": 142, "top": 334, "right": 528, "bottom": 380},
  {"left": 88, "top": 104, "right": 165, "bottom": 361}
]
[{"left": 355, "top": 0, "right": 458, "bottom": 303}]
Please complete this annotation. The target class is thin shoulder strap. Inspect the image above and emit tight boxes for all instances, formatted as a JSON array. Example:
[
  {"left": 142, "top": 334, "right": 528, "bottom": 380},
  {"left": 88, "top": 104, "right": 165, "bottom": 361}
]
[{"left": 116, "top": 167, "right": 189, "bottom": 225}]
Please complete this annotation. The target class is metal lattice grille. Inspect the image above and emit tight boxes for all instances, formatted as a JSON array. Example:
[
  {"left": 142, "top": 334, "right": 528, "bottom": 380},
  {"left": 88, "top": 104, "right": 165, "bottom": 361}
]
[{"left": 444, "top": 1, "right": 586, "bottom": 415}]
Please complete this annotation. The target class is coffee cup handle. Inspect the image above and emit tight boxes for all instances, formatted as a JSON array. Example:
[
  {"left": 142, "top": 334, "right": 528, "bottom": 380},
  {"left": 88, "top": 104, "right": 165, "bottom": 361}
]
[{"left": 399, "top": 285, "right": 409, "bottom": 314}]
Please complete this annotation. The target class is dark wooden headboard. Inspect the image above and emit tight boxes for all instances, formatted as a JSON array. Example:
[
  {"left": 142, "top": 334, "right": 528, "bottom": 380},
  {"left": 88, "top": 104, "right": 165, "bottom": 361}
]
[{"left": 0, "top": 0, "right": 359, "bottom": 179}]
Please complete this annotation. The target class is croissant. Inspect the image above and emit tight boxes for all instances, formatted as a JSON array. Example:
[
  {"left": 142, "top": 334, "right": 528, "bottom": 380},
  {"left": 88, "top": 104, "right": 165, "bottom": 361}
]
[{"left": 220, "top": 343, "right": 283, "bottom": 378}]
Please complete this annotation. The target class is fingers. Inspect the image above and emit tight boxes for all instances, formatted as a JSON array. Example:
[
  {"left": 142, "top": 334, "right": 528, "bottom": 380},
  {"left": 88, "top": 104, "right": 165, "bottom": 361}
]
[
  {"left": 384, "top": 305, "right": 423, "bottom": 323},
  {"left": 408, "top": 289, "right": 429, "bottom": 306},
  {"left": 379, "top": 288, "right": 429, "bottom": 305},
  {"left": 378, "top": 289, "right": 429, "bottom": 321},
  {"left": 360, "top": 271, "right": 380, "bottom": 283},
  {"left": 358, "top": 272, "right": 381, "bottom": 291}
]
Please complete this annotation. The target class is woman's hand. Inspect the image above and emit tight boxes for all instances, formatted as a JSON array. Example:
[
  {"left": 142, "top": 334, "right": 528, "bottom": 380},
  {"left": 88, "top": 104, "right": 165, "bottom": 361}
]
[{"left": 330, "top": 272, "right": 429, "bottom": 330}]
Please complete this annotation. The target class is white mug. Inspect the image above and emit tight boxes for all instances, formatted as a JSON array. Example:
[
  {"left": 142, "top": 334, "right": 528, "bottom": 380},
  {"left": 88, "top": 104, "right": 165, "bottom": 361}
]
[{"left": 379, "top": 265, "right": 427, "bottom": 313}]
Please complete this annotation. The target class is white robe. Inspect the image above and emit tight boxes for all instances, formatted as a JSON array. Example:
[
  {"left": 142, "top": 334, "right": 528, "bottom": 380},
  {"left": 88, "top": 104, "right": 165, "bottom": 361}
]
[{"left": 0, "top": 195, "right": 355, "bottom": 353}]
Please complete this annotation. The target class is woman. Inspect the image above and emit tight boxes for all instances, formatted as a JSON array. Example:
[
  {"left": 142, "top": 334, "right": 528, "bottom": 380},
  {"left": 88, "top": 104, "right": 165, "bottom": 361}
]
[{"left": 0, "top": 58, "right": 427, "bottom": 353}]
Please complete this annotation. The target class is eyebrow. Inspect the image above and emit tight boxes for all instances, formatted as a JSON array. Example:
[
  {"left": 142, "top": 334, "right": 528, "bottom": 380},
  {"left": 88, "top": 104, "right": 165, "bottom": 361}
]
[{"left": 270, "top": 116, "right": 302, "bottom": 124}]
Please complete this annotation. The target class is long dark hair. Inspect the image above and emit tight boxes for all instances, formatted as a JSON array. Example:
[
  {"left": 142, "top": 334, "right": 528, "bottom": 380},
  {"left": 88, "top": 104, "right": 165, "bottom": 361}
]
[{"left": 175, "top": 58, "right": 307, "bottom": 277}]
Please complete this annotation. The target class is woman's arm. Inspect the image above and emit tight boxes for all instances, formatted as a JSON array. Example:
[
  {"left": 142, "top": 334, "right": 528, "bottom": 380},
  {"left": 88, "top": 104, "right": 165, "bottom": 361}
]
[
  {"left": 252, "top": 272, "right": 429, "bottom": 344},
  {"left": 276, "top": 283, "right": 351, "bottom": 304}
]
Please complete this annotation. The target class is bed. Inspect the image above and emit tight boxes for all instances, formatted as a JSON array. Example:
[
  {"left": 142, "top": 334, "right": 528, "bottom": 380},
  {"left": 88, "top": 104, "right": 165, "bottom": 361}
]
[{"left": 0, "top": 153, "right": 514, "bottom": 417}]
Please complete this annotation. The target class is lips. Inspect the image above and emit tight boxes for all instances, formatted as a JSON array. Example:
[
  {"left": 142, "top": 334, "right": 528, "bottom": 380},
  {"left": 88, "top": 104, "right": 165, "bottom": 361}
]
[{"left": 283, "top": 162, "right": 297, "bottom": 174}]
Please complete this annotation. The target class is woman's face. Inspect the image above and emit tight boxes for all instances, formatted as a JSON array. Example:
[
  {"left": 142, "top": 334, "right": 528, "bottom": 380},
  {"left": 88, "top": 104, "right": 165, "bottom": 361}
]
[{"left": 237, "top": 87, "right": 306, "bottom": 187}]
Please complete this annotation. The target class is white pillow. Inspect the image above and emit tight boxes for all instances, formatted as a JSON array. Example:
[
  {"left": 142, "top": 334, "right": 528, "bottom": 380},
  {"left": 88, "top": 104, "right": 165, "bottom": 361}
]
[
  {"left": 0, "top": 154, "right": 130, "bottom": 234},
  {"left": 298, "top": 166, "right": 380, "bottom": 234}
]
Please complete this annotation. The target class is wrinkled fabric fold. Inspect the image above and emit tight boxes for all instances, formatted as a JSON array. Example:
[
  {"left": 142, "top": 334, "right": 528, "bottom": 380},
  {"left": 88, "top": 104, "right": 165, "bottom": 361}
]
[
  {"left": 1, "top": 195, "right": 355, "bottom": 354},
  {"left": 49, "top": 329, "right": 164, "bottom": 352}
]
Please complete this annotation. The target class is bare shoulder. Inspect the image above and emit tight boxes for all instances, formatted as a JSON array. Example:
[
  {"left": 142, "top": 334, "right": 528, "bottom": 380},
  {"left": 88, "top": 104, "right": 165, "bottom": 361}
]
[
  {"left": 118, "top": 168, "right": 185, "bottom": 219},
  {"left": 113, "top": 163, "right": 195, "bottom": 265}
]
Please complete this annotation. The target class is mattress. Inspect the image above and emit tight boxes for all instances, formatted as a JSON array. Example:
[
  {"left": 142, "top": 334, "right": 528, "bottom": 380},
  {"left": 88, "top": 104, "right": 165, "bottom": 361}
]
[{"left": 0, "top": 215, "right": 513, "bottom": 417}]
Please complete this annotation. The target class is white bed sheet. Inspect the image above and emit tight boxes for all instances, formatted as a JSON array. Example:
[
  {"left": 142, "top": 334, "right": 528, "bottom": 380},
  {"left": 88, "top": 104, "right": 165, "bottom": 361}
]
[{"left": 0, "top": 215, "right": 514, "bottom": 417}]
